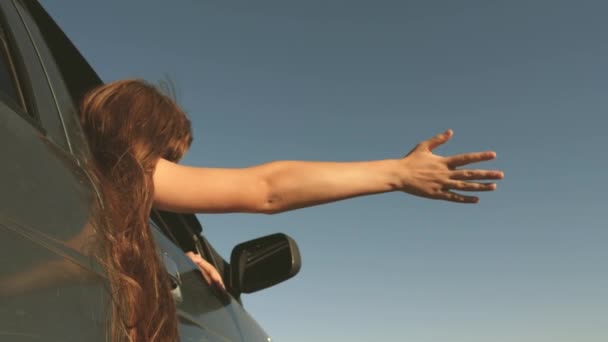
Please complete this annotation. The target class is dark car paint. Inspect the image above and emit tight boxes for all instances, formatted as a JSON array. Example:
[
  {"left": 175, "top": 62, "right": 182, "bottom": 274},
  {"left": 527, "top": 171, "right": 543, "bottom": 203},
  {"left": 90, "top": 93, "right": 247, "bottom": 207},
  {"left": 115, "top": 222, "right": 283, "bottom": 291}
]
[{"left": 0, "top": 0, "right": 273, "bottom": 340}]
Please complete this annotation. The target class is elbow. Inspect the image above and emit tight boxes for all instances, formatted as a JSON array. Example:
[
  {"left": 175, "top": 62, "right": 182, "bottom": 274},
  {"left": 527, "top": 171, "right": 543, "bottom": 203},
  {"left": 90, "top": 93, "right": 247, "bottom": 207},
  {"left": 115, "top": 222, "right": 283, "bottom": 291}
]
[
  {"left": 252, "top": 176, "right": 284, "bottom": 215},
  {"left": 257, "top": 189, "right": 286, "bottom": 215},
  {"left": 258, "top": 196, "right": 283, "bottom": 215}
]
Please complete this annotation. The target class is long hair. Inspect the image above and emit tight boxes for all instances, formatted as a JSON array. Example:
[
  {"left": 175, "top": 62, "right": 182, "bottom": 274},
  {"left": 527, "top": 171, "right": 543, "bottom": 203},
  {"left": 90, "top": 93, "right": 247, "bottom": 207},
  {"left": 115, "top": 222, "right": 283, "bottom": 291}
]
[{"left": 79, "top": 79, "right": 193, "bottom": 342}]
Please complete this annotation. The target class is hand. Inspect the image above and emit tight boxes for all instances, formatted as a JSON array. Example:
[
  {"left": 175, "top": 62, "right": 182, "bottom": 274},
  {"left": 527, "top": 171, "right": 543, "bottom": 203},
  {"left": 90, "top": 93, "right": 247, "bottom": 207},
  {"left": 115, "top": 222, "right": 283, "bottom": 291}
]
[
  {"left": 185, "top": 252, "right": 225, "bottom": 291},
  {"left": 400, "top": 129, "right": 504, "bottom": 203}
]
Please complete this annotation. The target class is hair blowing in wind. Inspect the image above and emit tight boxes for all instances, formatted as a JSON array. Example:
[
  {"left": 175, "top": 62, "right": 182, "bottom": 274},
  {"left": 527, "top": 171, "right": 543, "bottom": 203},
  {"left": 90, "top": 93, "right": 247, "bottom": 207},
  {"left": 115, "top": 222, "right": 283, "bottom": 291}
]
[{"left": 79, "top": 79, "right": 192, "bottom": 342}]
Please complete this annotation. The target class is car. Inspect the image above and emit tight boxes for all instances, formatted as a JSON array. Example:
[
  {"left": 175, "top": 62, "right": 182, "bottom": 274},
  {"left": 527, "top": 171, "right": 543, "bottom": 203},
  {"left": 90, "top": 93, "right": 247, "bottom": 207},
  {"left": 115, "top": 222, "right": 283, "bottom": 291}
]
[{"left": 0, "top": 0, "right": 300, "bottom": 340}]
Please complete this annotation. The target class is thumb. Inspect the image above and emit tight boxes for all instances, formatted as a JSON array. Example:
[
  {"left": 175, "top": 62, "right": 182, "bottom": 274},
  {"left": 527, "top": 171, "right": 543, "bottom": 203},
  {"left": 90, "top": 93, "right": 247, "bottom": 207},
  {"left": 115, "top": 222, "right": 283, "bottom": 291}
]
[{"left": 422, "top": 129, "right": 453, "bottom": 151}]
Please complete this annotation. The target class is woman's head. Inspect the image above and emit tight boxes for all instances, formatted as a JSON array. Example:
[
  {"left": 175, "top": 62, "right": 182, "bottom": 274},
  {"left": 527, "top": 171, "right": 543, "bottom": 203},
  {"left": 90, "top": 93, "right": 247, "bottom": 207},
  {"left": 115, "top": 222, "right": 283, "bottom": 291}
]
[
  {"left": 80, "top": 79, "right": 193, "bottom": 169},
  {"left": 79, "top": 79, "right": 191, "bottom": 342}
]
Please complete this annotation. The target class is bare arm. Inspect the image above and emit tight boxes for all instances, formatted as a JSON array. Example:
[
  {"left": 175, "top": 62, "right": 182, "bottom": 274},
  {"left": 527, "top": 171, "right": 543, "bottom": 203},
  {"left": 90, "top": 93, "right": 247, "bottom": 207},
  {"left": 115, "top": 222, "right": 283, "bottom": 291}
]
[{"left": 153, "top": 129, "right": 504, "bottom": 214}]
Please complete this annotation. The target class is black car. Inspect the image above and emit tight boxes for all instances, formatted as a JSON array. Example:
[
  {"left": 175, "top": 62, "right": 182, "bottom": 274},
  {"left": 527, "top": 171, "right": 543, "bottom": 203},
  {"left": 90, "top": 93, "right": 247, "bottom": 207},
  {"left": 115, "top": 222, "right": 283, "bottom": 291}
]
[{"left": 0, "top": 1, "right": 300, "bottom": 340}]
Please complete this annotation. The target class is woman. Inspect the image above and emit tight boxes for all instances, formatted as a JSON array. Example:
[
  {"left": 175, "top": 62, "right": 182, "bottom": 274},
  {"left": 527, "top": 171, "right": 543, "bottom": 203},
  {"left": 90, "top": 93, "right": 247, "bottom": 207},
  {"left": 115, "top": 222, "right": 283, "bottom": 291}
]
[{"left": 79, "top": 79, "right": 503, "bottom": 341}]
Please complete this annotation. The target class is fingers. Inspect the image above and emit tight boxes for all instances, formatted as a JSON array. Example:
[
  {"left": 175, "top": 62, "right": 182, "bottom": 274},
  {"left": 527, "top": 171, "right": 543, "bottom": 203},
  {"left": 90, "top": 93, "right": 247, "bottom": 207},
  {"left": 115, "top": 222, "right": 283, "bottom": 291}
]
[
  {"left": 443, "top": 180, "right": 497, "bottom": 192},
  {"left": 435, "top": 178, "right": 499, "bottom": 203},
  {"left": 198, "top": 259, "right": 225, "bottom": 290},
  {"left": 186, "top": 252, "right": 226, "bottom": 290},
  {"left": 200, "top": 262, "right": 225, "bottom": 290},
  {"left": 437, "top": 190, "right": 479, "bottom": 203},
  {"left": 446, "top": 151, "right": 496, "bottom": 168},
  {"left": 450, "top": 169, "right": 504, "bottom": 180},
  {"left": 419, "top": 129, "right": 453, "bottom": 151}
]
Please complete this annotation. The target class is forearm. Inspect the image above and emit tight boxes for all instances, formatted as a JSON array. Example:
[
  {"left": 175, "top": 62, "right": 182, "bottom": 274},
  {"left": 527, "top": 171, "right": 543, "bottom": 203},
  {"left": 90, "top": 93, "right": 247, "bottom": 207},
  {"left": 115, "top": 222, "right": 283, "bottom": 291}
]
[{"left": 256, "top": 159, "right": 403, "bottom": 213}]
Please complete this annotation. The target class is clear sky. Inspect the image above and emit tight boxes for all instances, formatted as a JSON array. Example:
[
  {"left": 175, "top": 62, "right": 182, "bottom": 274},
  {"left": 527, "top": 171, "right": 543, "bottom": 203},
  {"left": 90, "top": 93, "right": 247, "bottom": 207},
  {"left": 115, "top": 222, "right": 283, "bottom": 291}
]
[{"left": 42, "top": 1, "right": 607, "bottom": 341}]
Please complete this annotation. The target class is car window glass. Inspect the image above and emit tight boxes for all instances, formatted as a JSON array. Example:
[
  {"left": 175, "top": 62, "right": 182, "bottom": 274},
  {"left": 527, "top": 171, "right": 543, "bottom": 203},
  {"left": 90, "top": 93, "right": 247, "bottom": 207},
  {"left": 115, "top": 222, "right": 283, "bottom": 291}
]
[
  {"left": 0, "top": 221, "right": 109, "bottom": 342},
  {"left": 0, "top": 27, "right": 26, "bottom": 114},
  {"left": 15, "top": 0, "right": 102, "bottom": 158}
]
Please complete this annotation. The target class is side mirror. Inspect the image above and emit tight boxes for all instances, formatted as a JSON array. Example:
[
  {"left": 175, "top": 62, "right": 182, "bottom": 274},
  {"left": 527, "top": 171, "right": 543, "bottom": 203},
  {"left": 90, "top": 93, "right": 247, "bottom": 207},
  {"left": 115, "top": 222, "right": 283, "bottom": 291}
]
[{"left": 230, "top": 233, "right": 301, "bottom": 297}]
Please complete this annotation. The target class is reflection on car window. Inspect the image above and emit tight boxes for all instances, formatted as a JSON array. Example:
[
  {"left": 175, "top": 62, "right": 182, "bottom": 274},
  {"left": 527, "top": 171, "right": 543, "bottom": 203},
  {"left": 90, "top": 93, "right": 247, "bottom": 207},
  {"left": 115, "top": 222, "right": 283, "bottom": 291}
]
[
  {"left": 0, "top": 28, "right": 26, "bottom": 113},
  {"left": 0, "top": 223, "right": 109, "bottom": 341}
]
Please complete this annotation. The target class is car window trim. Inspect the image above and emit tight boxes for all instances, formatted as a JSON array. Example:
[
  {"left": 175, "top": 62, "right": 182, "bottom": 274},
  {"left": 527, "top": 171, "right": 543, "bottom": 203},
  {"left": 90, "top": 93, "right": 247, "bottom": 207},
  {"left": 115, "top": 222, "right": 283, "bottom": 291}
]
[
  {"left": 0, "top": 27, "right": 27, "bottom": 112},
  {"left": 0, "top": 2, "right": 44, "bottom": 131},
  {"left": 12, "top": 0, "right": 73, "bottom": 154}
]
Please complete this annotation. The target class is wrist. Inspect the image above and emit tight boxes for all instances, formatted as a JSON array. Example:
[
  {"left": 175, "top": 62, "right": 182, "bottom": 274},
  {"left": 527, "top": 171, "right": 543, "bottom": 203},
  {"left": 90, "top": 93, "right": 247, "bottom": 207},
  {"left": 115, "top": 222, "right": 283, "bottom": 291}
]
[{"left": 382, "top": 158, "right": 406, "bottom": 192}]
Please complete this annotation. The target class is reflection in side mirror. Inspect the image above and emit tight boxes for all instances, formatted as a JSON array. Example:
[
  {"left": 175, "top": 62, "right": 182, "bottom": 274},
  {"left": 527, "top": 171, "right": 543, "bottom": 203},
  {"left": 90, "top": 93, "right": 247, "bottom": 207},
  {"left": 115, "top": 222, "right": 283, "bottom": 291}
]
[{"left": 230, "top": 233, "right": 301, "bottom": 297}]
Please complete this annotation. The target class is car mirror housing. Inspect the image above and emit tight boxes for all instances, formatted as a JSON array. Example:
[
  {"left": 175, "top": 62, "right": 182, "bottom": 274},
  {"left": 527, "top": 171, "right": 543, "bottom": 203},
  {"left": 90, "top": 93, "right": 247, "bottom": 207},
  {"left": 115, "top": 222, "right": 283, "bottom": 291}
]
[{"left": 230, "top": 233, "right": 301, "bottom": 297}]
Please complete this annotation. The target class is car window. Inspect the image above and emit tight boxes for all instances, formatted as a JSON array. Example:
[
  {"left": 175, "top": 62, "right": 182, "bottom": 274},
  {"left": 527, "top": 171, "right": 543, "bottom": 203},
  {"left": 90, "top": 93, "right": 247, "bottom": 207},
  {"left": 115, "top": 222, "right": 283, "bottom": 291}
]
[
  {"left": 151, "top": 225, "right": 244, "bottom": 342},
  {"left": 0, "top": 26, "right": 27, "bottom": 115},
  {"left": 151, "top": 211, "right": 230, "bottom": 283},
  {"left": 16, "top": 0, "right": 103, "bottom": 159},
  {"left": 0, "top": 3, "right": 110, "bottom": 340},
  {"left": 0, "top": 223, "right": 109, "bottom": 342},
  {"left": 1, "top": 0, "right": 77, "bottom": 150},
  {"left": 11, "top": 0, "right": 81, "bottom": 153}
]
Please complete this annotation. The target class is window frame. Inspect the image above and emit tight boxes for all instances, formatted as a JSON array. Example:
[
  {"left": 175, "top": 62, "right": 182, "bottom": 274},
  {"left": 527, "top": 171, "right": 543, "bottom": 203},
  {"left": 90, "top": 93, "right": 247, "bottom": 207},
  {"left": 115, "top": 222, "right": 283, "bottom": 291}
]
[
  {"left": 0, "top": 27, "right": 28, "bottom": 114},
  {"left": 0, "top": 12, "right": 42, "bottom": 130},
  {"left": 14, "top": 0, "right": 105, "bottom": 158},
  {"left": 0, "top": 0, "right": 78, "bottom": 147}
]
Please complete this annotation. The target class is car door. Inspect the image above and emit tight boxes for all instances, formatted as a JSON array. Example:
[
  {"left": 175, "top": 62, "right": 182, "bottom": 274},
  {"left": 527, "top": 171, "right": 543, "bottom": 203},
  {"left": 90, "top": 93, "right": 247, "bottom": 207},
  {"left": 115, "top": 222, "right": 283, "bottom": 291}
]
[
  {"left": 3, "top": 1, "right": 281, "bottom": 341},
  {"left": 4, "top": 1, "right": 254, "bottom": 341},
  {"left": 151, "top": 214, "right": 245, "bottom": 342},
  {"left": 0, "top": 1, "right": 109, "bottom": 340},
  {"left": 152, "top": 212, "right": 275, "bottom": 342}
]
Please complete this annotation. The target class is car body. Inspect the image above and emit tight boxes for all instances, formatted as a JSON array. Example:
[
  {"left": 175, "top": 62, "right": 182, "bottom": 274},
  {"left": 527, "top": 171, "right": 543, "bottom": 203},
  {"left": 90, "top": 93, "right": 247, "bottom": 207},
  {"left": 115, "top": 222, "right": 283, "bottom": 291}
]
[{"left": 0, "top": 1, "right": 299, "bottom": 340}]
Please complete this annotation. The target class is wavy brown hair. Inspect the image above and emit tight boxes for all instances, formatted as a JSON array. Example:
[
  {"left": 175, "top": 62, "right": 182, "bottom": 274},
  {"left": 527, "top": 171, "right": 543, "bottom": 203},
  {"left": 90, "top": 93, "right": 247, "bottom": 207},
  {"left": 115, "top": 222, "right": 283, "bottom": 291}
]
[{"left": 79, "top": 79, "right": 192, "bottom": 341}]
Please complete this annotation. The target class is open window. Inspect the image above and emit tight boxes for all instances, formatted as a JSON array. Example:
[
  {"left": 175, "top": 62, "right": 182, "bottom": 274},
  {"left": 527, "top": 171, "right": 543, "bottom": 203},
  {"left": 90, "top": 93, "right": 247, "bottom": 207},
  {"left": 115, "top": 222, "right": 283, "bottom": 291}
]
[{"left": 151, "top": 211, "right": 230, "bottom": 283}]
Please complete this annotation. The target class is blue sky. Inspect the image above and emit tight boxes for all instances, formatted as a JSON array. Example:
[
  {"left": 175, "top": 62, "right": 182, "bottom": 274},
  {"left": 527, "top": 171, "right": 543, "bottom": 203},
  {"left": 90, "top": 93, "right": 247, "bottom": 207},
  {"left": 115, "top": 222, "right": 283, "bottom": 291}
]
[{"left": 42, "top": 1, "right": 607, "bottom": 341}]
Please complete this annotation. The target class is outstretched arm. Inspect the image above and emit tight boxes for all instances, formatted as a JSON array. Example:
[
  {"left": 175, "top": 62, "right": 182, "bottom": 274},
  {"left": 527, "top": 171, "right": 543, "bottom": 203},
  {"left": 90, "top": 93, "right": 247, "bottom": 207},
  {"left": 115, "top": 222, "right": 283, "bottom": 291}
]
[{"left": 153, "top": 129, "right": 504, "bottom": 214}]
